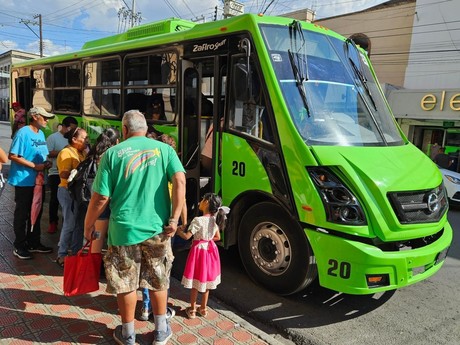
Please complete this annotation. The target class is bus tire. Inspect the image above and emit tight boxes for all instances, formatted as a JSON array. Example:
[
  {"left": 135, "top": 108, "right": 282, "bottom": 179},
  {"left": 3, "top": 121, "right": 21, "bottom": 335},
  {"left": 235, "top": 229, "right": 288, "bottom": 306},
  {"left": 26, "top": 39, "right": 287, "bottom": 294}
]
[{"left": 238, "top": 202, "right": 317, "bottom": 295}]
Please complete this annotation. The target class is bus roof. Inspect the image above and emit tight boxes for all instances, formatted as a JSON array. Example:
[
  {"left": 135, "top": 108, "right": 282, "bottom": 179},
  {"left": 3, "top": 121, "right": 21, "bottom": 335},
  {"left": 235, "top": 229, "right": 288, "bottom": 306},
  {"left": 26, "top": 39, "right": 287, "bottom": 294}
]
[{"left": 12, "top": 14, "right": 344, "bottom": 68}]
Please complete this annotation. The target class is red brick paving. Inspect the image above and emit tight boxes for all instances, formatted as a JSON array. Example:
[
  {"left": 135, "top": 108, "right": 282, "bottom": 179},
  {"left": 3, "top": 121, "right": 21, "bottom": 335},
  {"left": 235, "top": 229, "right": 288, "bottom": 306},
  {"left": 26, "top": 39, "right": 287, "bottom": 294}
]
[{"left": 0, "top": 184, "right": 278, "bottom": 345}]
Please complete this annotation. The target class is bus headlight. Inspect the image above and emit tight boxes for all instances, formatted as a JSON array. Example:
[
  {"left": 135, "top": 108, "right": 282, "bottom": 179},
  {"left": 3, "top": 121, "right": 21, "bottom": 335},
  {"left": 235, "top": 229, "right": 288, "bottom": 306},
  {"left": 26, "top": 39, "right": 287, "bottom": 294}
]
[{"left": 307, "top": 167, "right": 367, "bottom": 225}]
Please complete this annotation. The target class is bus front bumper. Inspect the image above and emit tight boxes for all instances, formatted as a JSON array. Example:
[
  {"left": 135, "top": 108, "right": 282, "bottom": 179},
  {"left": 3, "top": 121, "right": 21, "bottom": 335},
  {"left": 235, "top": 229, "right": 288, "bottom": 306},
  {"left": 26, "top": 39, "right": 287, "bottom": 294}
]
[{"left": 306, "top": 223, "right": 453, "bottom": 295}]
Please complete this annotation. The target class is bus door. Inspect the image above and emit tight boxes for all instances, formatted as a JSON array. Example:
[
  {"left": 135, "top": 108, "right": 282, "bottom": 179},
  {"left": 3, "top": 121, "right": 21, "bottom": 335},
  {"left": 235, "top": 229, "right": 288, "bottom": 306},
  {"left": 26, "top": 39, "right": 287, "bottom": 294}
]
[
  {"left": 180, "top": 56, "right": 226, "bottom": 218},
  {"left": 11, "top": 70, "right": 32, "bottom": 114},
  {"left": 181, "top": 60, "right": 199, "bottom": 218}
]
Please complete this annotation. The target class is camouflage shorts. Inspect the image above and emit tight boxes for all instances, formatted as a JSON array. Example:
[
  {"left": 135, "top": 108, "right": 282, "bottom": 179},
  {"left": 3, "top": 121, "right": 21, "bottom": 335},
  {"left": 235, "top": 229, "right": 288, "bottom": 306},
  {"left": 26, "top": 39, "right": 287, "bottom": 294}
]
[{"left": 103, "top": 234, "right": 174, "bottom": 294}]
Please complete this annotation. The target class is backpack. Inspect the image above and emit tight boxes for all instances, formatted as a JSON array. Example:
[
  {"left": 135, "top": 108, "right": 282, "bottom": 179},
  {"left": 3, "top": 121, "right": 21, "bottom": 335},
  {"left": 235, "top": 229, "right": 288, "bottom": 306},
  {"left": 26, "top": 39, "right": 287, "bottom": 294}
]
[{"left": 67, "top": 157, "right": 97, "bottom": 206}]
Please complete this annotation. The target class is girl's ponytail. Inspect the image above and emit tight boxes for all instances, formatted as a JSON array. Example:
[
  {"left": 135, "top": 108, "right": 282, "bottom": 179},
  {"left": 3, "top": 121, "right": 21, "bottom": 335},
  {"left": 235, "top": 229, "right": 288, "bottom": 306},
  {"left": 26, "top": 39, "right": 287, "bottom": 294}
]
[{"left": 215, "top": 206, "right": 230, "bottom": 232}]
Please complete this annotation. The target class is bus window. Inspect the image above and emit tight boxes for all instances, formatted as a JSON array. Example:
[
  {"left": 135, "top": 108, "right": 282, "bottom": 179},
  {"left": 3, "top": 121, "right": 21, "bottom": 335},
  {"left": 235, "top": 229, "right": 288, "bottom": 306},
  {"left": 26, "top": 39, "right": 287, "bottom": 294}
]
[
  {"left": 229, "top": 57, "right": 274, "bottom": 143},
  {"left": 84, "top": 58, "right": 121, "bottom": 117},
  {"left": 32, "top": 68, "right": 52, "bottom": 111},
  {"left": 54, "top": 64, "right": 81, "bottom": 113},
  {"left": 124, "top": 52, "right": 177, "bottom": 120}
]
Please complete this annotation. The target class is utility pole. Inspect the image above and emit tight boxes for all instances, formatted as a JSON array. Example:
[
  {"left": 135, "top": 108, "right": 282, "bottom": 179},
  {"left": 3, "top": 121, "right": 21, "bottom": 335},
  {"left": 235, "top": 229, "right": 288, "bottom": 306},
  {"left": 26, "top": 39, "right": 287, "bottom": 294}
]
[
  {"left": 20, "top": 14, "right": 43, "bottom": 57},
  {"left": 119, "top": 0, "right": 141, "bottom": 32},
  {"left": 35, "top": 14, "right": 43, "bottom": 57},
  {"left": 131, "top": 0, "right": 135, "bottom": 28}
]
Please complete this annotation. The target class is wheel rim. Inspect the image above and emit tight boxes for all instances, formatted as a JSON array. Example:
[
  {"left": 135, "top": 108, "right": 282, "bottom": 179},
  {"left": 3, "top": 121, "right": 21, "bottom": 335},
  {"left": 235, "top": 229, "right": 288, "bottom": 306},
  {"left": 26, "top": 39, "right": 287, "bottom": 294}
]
[{"left": 249, "top": 222, "right": 291, "bottom": 276}]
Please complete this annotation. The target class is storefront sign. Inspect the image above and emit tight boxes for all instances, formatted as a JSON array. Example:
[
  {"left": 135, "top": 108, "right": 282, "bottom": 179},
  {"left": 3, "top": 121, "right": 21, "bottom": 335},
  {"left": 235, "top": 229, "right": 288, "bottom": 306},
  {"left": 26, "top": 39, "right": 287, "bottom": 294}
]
[{"left": 421, "top": 91, "right": 460, "bottom": 111}]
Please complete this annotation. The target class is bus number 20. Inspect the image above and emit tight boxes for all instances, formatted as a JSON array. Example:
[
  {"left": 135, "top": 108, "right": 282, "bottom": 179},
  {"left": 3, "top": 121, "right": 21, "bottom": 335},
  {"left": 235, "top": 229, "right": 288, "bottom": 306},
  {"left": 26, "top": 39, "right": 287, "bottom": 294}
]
[
  {"left": 327, "top": 259, "right": 351, "bottom": 279},
  {"left": 232, "top": 161, "right": 246, "bottom": 176}
]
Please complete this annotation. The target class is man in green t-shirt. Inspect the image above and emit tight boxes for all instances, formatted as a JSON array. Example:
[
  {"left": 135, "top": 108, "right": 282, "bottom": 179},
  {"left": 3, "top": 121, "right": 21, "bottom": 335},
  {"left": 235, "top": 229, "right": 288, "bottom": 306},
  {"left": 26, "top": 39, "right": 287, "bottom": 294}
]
[{"left": 84, "top": 110, "right": 185, "bottom": 345}]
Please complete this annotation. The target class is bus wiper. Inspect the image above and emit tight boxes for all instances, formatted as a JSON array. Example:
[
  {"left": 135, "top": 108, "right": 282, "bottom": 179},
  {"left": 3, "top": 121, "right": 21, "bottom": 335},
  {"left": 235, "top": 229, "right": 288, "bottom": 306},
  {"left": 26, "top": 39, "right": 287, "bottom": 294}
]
[
  {"left": 289, "top": 20, "right": 310, "bottom": 117},
  {"left": 345, "top": 38, "right": 377, "bottom": 111}
]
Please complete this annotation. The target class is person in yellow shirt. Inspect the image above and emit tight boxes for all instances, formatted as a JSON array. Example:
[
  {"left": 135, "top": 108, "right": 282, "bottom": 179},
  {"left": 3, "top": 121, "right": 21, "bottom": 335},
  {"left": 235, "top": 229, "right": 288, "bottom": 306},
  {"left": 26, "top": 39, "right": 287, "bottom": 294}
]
[{"left": 55, "top": 127, "right": 88, "bottom": 266}]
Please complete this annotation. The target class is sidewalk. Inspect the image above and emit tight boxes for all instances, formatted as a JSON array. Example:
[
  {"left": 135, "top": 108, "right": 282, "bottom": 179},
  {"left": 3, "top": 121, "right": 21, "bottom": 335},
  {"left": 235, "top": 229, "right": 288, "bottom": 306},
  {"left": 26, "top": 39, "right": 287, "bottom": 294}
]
[{"left": 0, "top": 179, "right": 280, "bottom": 345}]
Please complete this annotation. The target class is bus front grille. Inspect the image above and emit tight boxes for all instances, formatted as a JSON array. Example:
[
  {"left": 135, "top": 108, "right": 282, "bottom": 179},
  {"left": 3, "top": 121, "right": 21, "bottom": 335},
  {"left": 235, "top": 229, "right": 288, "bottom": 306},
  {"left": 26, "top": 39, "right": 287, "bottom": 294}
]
[{"left": 387, "top": 184, "right": 448, "bottom": 224}]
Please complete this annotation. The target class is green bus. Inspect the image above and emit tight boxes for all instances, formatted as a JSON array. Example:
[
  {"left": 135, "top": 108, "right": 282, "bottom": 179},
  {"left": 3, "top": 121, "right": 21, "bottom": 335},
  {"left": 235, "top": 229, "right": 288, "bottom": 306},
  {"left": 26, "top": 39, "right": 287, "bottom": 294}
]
[{"left": 10, "top": 14, "right": 452, "bottom": 295}]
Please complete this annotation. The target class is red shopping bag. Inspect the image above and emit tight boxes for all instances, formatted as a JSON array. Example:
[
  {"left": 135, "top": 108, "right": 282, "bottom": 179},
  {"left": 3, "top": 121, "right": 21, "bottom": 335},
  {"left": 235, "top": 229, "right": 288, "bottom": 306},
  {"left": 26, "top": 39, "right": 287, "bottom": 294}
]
[{"left": 63, "top": 240, "right": 102, "bottom": 296}]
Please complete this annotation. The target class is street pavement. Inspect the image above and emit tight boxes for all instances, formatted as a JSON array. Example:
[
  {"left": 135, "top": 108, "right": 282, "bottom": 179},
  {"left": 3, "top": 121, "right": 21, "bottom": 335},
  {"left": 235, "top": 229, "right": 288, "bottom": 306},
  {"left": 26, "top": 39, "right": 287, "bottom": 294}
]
[{"left": 0, "top": 121, "right": 284, "bottom": 345}]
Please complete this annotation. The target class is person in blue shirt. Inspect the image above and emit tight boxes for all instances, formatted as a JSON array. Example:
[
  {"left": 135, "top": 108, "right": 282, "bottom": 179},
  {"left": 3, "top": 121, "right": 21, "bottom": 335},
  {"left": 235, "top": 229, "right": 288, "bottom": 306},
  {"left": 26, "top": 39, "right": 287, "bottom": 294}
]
[{"left": 8, "top": 107, "right": 54, "bottom": 260}]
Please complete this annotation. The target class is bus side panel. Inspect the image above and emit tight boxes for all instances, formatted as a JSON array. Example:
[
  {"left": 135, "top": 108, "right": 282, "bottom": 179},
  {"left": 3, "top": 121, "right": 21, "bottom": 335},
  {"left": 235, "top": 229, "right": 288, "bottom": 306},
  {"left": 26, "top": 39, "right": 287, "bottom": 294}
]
[{"left": 220, "top": 132, "right": 272, "bottom": 206}]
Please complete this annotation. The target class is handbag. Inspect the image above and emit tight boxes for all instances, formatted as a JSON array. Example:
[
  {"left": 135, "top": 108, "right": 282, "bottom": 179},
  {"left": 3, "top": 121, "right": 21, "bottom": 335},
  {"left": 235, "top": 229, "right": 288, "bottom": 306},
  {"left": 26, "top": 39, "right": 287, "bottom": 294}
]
[{"left": 63, "top": 239, "right": 102, "bottom": 296}]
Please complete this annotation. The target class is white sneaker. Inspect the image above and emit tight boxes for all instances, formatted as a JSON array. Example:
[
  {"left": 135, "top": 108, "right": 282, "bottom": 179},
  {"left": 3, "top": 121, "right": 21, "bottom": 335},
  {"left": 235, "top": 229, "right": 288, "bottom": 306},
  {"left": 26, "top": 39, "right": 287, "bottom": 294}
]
[
  {"left": 166, "top": 306, "right": 175, "bottom": 320},
  {"left": 139, "top": 306, "right": 152, "bottom": 321}
]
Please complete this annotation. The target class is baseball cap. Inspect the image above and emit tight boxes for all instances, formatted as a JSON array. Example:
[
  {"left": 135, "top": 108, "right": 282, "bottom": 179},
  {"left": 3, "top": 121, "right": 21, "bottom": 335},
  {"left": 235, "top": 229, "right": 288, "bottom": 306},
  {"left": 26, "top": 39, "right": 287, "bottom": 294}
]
[
  {"left": 12, "top": 102, "right": 21, "bottom": 108},
  {"left": 29, "top": 106, "right": 55, "bottom": 119}
]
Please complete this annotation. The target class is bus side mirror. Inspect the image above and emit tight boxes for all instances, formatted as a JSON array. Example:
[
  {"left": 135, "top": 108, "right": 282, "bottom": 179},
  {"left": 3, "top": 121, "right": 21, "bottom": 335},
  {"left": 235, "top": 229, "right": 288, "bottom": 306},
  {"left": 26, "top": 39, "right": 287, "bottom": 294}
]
[{"left": 233, "top": 63, "right": 250, "bottom": 102}]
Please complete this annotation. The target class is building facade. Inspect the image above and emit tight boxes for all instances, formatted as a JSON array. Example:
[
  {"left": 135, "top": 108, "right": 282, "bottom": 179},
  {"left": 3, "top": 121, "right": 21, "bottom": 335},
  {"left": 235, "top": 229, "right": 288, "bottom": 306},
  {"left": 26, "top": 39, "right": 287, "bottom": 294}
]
[{"left": 0, "top": 50, "right": 40, "bottom": 121}]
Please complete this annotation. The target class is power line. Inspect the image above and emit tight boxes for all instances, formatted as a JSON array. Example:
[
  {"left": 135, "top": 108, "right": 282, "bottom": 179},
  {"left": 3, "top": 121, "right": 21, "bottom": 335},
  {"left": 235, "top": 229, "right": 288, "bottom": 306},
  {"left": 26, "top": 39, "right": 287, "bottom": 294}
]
[
  {"left": 43, "top": 0, "right": 94, "bottom": 19},
  {"left": 163, "top": 0, "right": 182, "bottom": 18}
]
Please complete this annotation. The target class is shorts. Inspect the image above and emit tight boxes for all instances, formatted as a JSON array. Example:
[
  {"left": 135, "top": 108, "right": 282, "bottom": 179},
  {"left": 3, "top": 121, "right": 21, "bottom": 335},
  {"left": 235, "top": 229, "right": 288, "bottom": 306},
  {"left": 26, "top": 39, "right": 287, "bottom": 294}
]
[
  {"left": 103, "top": 234, "right": 174, "bottom": 295},
  {"left": 98, "top": 204, "right": 111, "bottom": 220}
]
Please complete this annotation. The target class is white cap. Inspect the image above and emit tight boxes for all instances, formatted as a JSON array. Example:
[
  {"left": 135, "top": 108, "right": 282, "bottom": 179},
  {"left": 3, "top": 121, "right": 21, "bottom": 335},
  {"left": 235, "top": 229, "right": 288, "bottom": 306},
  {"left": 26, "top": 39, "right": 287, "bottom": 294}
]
[{"left": 29, "top": 106, "right": 55, "bottom": 119}]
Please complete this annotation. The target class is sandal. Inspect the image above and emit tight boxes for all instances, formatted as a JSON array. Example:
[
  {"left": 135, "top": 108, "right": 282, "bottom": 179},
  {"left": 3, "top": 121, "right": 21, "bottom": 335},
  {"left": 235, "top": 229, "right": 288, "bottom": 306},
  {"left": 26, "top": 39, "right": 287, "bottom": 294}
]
[
  {"left": 198, "top": 307, "right": 208, "bottom": 317},
  {"left": 185, "top": 307, "right": 196, "bottom": 319},
  {"left": 55, "top": 257, "right": 65, "bottom": 267}
]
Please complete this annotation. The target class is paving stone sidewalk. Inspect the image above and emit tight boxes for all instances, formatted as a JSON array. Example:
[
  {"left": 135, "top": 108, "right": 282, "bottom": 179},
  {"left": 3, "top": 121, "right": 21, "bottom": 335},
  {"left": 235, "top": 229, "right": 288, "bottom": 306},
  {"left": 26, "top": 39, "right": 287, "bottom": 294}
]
[{"left": 0, "top": 180, "right": 279, "bottom": 345}]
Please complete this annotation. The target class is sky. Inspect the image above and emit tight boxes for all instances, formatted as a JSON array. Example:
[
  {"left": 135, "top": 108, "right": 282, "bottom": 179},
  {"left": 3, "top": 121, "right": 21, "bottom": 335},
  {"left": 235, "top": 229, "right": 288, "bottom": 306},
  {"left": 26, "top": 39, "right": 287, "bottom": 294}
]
[{"left": 0, "top": 0, "right": 387, "bottom": 56}]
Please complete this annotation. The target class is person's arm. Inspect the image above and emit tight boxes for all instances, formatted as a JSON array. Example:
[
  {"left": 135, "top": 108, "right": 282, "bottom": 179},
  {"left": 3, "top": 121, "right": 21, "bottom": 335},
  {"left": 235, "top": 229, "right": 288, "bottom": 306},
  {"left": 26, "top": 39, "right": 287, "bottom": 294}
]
[
  {"left": 163, "top": 171, "right": 186, "bottom": 237},
  {"left": 180, "top": 199, "right": 188, "bottom": 228},
  {"left": 0, "top": 147, "right": 7, "bottom": 170},
  {"left": 0, "top": 148, "right": 7, "bottom": 164},
  {"left": 177, "top": 227, "right": 193, "bottom": 240},
  {"left": 47, "top": 136, "right": 60, "bottom": 158},
  {"left": 212, "top": 228, "right": 221, "bottom": 242},
  {"left": 177, "top": 217, "right": 195, "bottom": 240},
  {"left": 48, "top": 150, "right": 60, "bottom": 158},
  {"left": 84, "top": 192, "right": 110, "bottom": 241},
  {"left": 8, "top": 153, "right": 46, "bottom": 171}
]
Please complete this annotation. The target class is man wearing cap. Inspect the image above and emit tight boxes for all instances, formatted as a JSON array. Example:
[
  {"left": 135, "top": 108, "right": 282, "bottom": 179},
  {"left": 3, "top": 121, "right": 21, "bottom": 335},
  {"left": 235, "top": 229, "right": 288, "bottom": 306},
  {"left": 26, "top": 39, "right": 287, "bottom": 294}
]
[
  {"left": 11, "top": 102, "right": 26, "bottom": 138},
  {"left": 8, "top": 107, "right": 55, "bottom": 260}
]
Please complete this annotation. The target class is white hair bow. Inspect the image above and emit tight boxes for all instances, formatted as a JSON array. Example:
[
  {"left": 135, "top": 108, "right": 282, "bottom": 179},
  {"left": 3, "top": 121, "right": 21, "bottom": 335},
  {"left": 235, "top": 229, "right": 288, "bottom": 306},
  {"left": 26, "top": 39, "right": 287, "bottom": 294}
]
[{"left": 218, "top": 206, "right": 230, "bottom": 214}]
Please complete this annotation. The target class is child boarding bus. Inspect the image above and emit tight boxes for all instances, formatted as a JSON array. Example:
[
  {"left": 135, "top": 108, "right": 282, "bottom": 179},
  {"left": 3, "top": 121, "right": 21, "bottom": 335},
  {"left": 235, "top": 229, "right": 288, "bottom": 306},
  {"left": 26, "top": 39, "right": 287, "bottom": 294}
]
[{"left": 10, "top": 14, "right": 452, "bottom": 295}]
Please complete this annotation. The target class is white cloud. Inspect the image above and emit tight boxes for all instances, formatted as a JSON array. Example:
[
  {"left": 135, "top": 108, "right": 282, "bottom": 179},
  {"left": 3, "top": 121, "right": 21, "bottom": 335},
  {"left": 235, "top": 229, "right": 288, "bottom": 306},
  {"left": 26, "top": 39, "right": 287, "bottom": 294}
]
[{"left": 0, "top": 40, "right": 18, "bottom": 50}]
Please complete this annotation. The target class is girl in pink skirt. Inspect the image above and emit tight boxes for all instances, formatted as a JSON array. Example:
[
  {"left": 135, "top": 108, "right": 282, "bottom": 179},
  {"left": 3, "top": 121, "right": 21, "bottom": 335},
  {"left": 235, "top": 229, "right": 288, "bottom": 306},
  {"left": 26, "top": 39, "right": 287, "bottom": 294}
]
[{"left": 177, "top": 193, "right": 229, "bottom": 318}]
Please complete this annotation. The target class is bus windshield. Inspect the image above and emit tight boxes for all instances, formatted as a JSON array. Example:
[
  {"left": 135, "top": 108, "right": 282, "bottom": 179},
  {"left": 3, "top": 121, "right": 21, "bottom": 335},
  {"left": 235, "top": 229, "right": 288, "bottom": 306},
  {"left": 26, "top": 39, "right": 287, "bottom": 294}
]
[{"left": 260, "top": 23, "right": 404, "bottom": 146}]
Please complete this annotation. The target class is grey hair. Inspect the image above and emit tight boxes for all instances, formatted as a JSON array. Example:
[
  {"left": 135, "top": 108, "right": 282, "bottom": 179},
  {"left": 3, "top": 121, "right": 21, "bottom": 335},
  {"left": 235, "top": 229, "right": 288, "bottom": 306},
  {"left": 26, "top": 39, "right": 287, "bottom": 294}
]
[{"left": 122, "top": 110, "right": 148, "bottom": 133}]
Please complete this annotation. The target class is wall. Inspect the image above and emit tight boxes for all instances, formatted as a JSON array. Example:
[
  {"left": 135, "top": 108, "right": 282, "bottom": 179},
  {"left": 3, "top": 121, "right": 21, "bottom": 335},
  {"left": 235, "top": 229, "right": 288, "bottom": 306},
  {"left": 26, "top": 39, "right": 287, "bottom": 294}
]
[
  {"left": 314, "top": 0, "right": 416, "bottom": 87},
  {"left": 404, "top": 0, "right": 460, "bottom": 89}
]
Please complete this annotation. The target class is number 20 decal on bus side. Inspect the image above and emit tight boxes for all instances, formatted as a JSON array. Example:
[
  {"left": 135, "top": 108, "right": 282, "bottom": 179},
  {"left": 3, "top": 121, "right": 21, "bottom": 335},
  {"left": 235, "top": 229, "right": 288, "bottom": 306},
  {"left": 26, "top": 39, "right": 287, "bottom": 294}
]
[
  {"left": 328, "top": 259, "right": 351, "bottom": 279},
  {"left": 232, "top": 161, "right": 246, "bottom": 177}
]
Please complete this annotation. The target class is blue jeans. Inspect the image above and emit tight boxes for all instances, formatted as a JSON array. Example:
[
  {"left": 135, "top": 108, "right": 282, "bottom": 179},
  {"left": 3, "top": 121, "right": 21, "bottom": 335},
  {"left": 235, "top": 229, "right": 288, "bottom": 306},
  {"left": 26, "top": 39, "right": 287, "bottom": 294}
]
[
  {"left": 57, "top": 187, "right": 84, "bottom": 258},
  {"left": 142, "top": 288, "right": 151, "bottom": 310}
]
